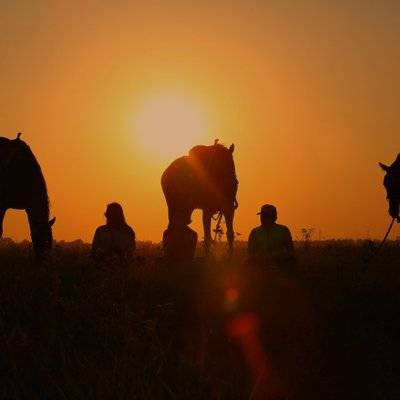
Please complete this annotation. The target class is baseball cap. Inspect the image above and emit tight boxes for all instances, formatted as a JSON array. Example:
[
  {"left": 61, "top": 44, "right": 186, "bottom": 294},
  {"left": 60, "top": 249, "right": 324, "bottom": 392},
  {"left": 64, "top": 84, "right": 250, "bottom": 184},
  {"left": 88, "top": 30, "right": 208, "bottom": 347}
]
[{"left": 256, "top": 204, "right": 277, "bottom": 215}]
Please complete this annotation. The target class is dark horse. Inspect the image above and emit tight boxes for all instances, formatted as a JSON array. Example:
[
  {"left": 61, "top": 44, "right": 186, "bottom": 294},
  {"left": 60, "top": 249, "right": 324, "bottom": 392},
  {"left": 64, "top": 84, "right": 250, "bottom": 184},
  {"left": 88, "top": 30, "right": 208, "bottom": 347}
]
[
  {"left": 161, "top": 140, "right": 238, "bottom": 255},
  {"left": 0, "top": 133, "right": 55, "bottom": 257},
  {"left": 379, "top": 154, "right": 400, "bottom": 222}
]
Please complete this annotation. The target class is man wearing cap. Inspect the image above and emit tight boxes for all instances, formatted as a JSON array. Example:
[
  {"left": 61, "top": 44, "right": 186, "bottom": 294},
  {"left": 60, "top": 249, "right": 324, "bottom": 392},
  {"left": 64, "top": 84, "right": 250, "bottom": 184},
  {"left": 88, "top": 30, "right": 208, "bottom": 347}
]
[{"left": 248, "top": 204, "right": 295, "bottom": 268}]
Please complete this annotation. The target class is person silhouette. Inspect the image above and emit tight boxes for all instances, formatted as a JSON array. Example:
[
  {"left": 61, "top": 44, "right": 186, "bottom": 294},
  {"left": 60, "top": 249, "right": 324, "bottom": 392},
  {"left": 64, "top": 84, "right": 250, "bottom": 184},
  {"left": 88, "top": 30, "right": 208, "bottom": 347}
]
[
  {"left": 91, "top": 202, "right": 136, "bottom": 264},
  {"left": 248, "top": 204, "right": 295, "bottom": 268},
  {"left": 162, "top": 216, "right": 198, "bottom": 264}
]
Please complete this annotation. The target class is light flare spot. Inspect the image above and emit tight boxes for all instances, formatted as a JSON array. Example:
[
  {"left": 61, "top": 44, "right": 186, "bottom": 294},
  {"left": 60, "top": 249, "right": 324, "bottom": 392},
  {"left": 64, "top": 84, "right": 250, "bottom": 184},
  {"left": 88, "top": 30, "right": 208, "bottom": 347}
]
[
  {"left": 225, "top": 287, "right": 239, "bottom": 304},
  {"left": 227, "top": 313, "right": 260, "bottom": 338}
]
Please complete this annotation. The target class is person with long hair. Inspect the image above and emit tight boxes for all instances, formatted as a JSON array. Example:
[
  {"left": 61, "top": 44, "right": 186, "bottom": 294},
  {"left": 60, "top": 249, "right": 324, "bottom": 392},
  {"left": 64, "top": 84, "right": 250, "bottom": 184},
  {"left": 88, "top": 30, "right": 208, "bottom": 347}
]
[{"left": 91, "top": 202, "right": 136, "bottom": 263}]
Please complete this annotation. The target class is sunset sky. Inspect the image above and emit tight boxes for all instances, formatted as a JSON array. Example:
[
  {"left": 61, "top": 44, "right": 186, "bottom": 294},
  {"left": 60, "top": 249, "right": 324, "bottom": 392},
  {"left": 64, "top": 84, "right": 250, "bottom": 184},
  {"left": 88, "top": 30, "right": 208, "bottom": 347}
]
[{"left": 1, "top": 1, "right": 399, "bottom": 242}]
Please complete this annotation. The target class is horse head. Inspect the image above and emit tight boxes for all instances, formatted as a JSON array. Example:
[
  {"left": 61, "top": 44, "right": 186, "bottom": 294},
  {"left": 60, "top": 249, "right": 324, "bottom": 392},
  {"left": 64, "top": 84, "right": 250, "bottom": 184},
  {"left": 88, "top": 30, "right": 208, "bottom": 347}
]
[
  {"left": 188, "top": 140, "right": 238, "bottom": 208},
  {"left": 30, "top": 217, "right": 56, "bottom": 258},
  {"left": 380, "top": 154, "right": 400, "bottom": 221}
]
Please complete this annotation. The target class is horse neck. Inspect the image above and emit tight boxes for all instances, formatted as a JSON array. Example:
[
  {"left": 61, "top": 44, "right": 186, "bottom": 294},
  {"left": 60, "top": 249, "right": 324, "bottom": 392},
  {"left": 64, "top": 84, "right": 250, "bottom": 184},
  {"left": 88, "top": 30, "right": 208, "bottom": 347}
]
[
  {"left": 185, "top": 156, "right": 237, "bottom": 208},
  {"left": 386, "top": 170, "right": 400, "bottom": 200},
  {"left": 26, "top": 198, "right": 49, "bottom": 226},
  {"left": 14, "top": 149, "right": 50, "bottom": 212}
]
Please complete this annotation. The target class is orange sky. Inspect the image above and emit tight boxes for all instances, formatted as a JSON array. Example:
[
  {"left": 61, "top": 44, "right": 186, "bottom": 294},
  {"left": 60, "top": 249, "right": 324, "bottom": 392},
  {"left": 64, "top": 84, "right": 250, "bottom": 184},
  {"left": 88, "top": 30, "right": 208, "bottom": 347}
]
[{"left": 1, "top": 1, "right": 400, "bottom": 242}]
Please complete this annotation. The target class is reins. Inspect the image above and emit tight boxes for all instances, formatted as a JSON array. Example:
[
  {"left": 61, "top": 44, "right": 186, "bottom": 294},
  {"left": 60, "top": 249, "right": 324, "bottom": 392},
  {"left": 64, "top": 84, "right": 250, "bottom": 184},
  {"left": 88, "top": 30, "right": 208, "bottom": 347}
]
[
  {"left": 375, "top": 217, "right": 396, "bottom": 253},
  {"left": 364, "top": 217, "right": 396, "bottom": 270}
]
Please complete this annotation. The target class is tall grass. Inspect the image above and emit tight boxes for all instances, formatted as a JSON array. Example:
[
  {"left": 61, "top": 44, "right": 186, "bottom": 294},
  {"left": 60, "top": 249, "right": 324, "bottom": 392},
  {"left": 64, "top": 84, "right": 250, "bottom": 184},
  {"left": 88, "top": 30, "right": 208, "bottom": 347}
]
[{"left": 0, "top": 239, "right": 399, "bottom": 399}]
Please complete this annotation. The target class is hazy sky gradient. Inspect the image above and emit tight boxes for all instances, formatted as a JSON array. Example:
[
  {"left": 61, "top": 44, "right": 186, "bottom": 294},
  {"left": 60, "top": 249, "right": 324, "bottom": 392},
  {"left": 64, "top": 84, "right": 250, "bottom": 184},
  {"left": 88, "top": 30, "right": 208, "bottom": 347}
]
[{"left": 1, "top": 1, "right": 399, "bottom": 241}]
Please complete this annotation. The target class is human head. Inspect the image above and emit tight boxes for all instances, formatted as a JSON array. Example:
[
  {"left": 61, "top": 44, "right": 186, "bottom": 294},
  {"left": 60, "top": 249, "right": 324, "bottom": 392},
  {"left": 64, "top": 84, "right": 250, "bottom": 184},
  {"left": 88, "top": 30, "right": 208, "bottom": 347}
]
[
  {"left": 257, "top": 204, "right": 277, "bottom": 226},
  {"left": 105, "top": 202, "right": 126, "bottom": 227},
  {"left": 169, "top": 212, "right": 192, "bottom": 230}
]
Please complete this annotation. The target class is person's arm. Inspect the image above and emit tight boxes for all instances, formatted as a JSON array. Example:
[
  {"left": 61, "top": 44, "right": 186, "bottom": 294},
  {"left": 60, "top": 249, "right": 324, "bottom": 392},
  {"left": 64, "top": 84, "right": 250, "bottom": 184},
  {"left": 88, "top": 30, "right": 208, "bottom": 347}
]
[
  {"left": 284, "top": 227, "right": 296, "bottom": 263},
  {"left": 125, "top": 227, "right": 136, "bottom": 261},
  {"left": 91, "top": 227, "right": 104, "bottom": 261},
  {"left": 247, "top": 229, "right": 257, "bottom": 262},
  {"left": 131, "top": 229, "right": 136, "bottom": 253}
]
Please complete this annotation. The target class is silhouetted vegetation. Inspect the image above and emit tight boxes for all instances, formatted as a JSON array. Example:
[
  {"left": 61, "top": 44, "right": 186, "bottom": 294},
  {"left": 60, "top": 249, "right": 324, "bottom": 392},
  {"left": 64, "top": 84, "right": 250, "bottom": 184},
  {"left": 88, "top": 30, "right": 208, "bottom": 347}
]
[{"left": 0, "top": 239, "right": 399, "bottom": 399}]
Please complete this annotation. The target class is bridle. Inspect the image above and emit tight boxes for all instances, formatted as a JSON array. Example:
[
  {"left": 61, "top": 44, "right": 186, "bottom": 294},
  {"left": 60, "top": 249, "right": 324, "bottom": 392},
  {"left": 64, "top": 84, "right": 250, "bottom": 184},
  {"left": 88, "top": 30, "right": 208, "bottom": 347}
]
[{"left": 211, "top": 197, "right": 238, "bottom": 241}]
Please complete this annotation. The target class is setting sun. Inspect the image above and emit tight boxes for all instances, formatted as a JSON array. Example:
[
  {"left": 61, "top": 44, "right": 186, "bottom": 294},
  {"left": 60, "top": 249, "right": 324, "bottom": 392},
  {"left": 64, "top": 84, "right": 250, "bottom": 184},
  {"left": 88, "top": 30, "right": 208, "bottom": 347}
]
[{"left": 133, "top": 91, "right": 211, "bottom": 159}]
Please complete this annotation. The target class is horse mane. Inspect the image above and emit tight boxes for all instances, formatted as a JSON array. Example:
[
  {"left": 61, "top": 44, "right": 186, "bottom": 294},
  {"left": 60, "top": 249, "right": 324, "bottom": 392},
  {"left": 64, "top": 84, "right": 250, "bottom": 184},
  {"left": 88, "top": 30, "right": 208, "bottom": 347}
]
[
  {"left": 0, "top": 137, "right": 10, "bottom": 146},
  {"left": 12, "top": 138, "right": 50, "bottom": 213}
]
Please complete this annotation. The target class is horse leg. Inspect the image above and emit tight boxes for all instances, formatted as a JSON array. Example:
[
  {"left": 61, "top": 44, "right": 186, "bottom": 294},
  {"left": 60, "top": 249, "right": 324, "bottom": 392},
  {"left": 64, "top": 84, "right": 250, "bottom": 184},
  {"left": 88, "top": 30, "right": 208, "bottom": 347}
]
[
  {"left": 202, "top": 209, "right": 213, "bottom": 257},
  {"left": 224, "top": 208, "right": 235, "bottom": 258},
  {"left": 0, "top": 208, "right": 5, "bottom": 238}
]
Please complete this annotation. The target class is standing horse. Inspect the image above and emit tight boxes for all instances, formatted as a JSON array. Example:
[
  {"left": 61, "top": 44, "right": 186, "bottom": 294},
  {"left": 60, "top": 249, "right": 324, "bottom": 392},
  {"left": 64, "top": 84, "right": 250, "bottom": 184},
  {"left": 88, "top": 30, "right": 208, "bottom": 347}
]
[
  {"left": 0, "top": 133, "right": 55, "bottom": 258},
  {"left": 379, "top": 154, "right": 400, "bottom": 222},
  {"left": 161, "top": 141, "right": 238, "bottom": 255}
]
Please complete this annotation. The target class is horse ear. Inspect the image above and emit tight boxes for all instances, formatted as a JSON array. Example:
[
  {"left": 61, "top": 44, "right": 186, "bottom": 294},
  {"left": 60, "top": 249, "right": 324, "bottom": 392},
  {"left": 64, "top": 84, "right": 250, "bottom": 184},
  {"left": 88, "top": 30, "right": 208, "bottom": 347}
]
[
  {"left": 49, "top": 217, "right": 56, "bottom": 226},
  {"left": 229, "top": 144, "right": 235, "bottom": 153},
  {"left": 16, "top": 132, "right": 22, "bottom": 140},
  {"left": 379, "top": 162, "right": 390, "bottom": 172}
]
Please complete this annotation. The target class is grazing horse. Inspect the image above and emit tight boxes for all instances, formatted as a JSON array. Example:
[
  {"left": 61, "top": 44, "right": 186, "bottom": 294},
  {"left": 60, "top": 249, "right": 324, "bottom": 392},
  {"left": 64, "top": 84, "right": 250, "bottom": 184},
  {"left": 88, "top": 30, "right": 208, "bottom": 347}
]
[
  {"left": 161, "top": 140, "right": 238, "bottom": 255},
  {"left": 379, "top": 154, "right": 400, "bottom": 222},
  {"left": 0, "top": 133, "right": 55, "bottom": 258}
]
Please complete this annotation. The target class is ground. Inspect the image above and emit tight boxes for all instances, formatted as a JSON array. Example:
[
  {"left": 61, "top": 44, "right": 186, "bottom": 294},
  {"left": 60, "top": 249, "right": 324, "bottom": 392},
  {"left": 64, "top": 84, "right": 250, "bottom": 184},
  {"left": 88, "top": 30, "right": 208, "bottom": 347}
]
[{"left": 0, "top": 239, "right": 399, "bottom": 399}]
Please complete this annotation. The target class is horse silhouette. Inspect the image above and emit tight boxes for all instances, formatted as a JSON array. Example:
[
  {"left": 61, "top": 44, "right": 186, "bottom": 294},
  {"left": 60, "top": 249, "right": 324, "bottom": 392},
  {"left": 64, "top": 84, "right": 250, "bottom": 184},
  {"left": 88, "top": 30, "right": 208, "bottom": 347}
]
[
  {"left": 161, "top": 140, "right": 238, "bottom": 254},
  {"left": 0, "top": 133, "right": 55, "bottom": 257},
  {"left": 379, "top": 154, "right": 400, "bottom": 222}
]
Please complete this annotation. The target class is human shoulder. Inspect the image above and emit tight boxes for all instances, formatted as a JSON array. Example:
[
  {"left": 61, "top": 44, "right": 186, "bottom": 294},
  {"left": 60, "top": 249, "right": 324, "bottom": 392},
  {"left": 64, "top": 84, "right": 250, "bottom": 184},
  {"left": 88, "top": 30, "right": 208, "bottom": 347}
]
[
  {"left": 250, "top": 225, "right": 264, "bottom": 234},
  {"left": 249, "top": 225, "right": 265, "bottom": 238},
  {"left": 92, "top": 225, "right": 108, "bottom": 245},
  {"left": 121, "top": 225, "right": 135, "bottom": 240},
  {"left": 95, "top": 225, "right": 108, "bottom": 234},
  {"left": 184, "top": 225, "right": 197, "bottom": 236},
  {"left": 124, "top": 224, "right": 135, "bottom": 234},
  {"left": 274, "top": 223, "right": 291, "bottom": 235},
  {"left": 275, "top": 223, "right": 289, "bottom": 230}
]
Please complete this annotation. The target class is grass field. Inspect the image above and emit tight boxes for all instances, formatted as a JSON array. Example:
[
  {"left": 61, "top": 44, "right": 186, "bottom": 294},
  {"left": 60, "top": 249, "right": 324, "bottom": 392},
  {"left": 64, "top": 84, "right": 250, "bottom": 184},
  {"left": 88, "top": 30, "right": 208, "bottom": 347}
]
[{"left": 0, "top": 239, "right": 399, "bottom": 399}]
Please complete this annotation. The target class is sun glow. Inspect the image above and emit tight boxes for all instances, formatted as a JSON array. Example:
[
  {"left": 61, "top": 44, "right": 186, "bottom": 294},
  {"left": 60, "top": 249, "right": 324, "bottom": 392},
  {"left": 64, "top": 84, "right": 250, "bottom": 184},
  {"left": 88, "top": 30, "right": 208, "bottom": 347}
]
[{"left": 134, "top": 91, "right": 211, "bottom": 159}]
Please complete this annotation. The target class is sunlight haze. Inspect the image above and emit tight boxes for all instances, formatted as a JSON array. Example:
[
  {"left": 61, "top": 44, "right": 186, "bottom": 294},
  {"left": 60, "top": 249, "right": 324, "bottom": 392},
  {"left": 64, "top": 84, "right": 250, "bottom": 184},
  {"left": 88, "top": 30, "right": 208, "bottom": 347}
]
[{"left": 134, "top": 90, "right": 212, "bottom": 160}]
